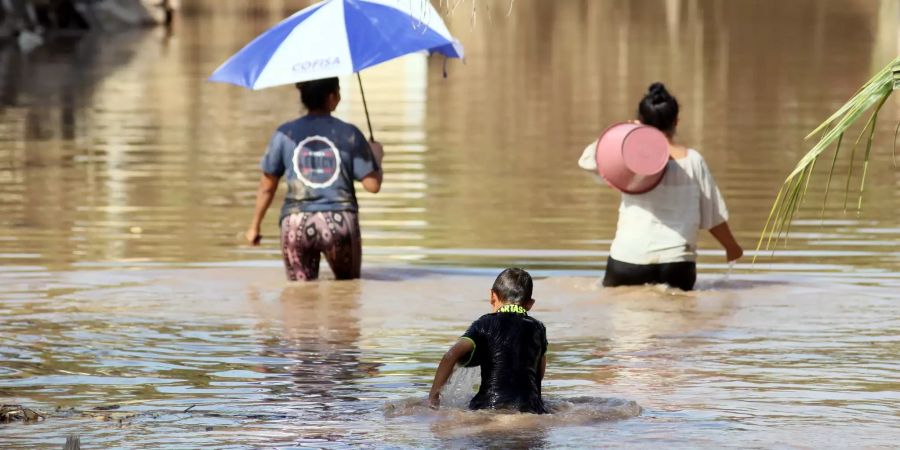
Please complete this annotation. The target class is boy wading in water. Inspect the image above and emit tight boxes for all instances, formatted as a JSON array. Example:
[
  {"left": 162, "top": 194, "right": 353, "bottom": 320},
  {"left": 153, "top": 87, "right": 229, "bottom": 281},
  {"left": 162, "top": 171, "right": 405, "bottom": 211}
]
[{"left": 429, "top": 268, "right": 549, "bottom": 414}]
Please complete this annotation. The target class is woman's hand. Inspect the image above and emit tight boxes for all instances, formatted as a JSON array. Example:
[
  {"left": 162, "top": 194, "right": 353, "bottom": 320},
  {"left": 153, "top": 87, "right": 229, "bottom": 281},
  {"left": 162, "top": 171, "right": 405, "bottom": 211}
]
[
  {"left": 246, "top": 173, "right": 279, "bottom": 247},
  {"left": 245, "top": 227, "right": 262, "bottom": 246},
  {"left": 709, "top": 222, "right": 743, "bottom": 262},
  {"left": 726, "top": 244, "right": 744, "bottom": 263},
  {"left": 361, "top": 141, "right": 385, "bottom": 194}
]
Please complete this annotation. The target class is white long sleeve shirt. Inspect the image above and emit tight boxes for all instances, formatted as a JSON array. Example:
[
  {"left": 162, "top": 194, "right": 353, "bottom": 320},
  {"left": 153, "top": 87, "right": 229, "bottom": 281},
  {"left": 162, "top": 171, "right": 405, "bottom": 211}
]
[{"left": 579, "top": 142, "right": 729, "bottom": 264}]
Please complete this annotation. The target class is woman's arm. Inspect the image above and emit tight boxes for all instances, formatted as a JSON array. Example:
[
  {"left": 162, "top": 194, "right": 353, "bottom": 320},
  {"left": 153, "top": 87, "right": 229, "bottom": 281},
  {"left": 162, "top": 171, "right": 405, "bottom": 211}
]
[
  {"left": 428, "top": 338, "right": 475, "bottom": 409},
  {"left": 709, "top": 221, "right": 743, "bottom": 262},
  {"left": 245, "top": 173, "right": 280, "bottom": 246},
  {"left": 361, "top": 172, "right": 382, "bottom": 193},
  {"left": 361, "top": 141, "right": 384, "bottom": 194},
  {"left": 577, "top": 140, "right": 599, "bottom": 171}
]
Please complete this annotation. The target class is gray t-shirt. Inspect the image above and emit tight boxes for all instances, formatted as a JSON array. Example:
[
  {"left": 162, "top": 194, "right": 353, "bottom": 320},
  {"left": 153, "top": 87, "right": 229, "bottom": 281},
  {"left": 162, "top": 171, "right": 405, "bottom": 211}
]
[{"left": 260, "top": 115, "right": 379, "bottom": 222}]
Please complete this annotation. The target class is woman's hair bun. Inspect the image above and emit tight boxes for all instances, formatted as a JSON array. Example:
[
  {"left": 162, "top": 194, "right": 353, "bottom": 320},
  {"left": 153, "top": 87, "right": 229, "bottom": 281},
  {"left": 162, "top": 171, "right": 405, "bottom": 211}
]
[
  {"left": 638, "top": 82, "right": 679, "bottom": 135},
  {"left": 647, "top": 82, "right": 670, "bottom": 102}
]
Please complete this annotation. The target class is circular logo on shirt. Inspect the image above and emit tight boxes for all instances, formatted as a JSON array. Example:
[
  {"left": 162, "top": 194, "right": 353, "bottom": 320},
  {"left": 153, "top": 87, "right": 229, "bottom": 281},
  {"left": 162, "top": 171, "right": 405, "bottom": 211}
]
[{"left": 292, "top": 135, "right": 342, "bottom": 189}]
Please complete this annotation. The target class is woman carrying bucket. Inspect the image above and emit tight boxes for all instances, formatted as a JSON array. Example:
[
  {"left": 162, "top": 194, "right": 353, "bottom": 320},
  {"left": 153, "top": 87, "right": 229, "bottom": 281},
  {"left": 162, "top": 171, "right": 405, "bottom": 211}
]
[{"left": 578, "top": 83, "right": 743, "bottom": 291}]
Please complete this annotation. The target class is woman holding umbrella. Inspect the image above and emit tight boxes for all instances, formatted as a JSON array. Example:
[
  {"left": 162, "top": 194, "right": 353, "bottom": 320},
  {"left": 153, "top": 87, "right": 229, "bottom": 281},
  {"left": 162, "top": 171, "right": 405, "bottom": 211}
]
[
  {"left": 244, "top": 78, "right": 384, "bottom": 281},
  {"left": 211, "top": 0, "right": 463, "bottom": 280}
]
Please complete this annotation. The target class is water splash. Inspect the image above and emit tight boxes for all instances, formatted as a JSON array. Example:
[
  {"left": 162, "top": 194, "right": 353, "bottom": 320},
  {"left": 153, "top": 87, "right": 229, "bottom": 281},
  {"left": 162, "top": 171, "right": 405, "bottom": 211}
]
[
  {"left": 439, "top": 365, "right": 480, "bottom": 409},
  {"left": 383, "top": 365, "right": 479, "bottom": 418},
  {"left": 724, "top": 260, "right": 736, "bottom": 281},
  {"left": 546, "top": 397, "right": 642, "bottom": 422},
  {"left": 386, "top": 395, "right": 641, "bottom": 440},
  {"left": 704, "top": 260, "right": 738, "bottom": 290}
]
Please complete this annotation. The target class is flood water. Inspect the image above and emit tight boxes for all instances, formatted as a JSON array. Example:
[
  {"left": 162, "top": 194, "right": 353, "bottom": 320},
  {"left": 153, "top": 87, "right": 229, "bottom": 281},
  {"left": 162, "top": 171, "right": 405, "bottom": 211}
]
[{"left": 1, "top": 0, "right": 899, "bottom": 448}]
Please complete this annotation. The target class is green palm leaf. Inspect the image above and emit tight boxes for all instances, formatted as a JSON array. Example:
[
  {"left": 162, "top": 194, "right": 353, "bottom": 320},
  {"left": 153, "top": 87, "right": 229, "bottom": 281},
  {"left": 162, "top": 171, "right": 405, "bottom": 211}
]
[{"left": 755, "top": 57, "right": 899, "bottom": 261}]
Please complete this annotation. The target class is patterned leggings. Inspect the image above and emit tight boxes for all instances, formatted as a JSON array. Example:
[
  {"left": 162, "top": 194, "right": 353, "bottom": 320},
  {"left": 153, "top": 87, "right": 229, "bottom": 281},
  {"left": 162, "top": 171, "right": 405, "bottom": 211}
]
[{"left": 280, "top": 211, "right": 361, "bottom": 281}]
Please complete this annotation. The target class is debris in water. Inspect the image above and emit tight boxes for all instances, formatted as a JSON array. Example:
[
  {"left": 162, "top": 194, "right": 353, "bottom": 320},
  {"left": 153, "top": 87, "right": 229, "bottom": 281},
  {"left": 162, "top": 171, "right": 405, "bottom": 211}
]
[
  {"left": 92, "top": 404, "right": 121, "bottom": 411},
  {"left": 63, "top": 435, "right": 81, "bottom": 450},
  {"left": 0, "top": 405, "right": 46, "bottom": 423}
]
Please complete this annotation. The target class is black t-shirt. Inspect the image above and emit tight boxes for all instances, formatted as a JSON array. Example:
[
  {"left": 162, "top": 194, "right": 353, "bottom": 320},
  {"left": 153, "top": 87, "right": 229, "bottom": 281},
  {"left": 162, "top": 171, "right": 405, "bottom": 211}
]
[{"left": 461, "top": 309, "right": 548, "bottom": 414}]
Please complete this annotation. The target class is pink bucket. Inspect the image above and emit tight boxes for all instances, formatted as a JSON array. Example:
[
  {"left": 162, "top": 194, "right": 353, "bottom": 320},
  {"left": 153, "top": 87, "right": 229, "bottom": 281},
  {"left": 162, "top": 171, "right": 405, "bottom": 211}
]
[{"left": 595, "top": 123, "right": 669, "bottom": 194}]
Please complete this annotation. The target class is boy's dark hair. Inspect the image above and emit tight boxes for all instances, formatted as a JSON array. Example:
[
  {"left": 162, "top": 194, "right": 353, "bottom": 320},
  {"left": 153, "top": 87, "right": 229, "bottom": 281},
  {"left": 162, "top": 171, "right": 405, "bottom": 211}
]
[
  {"left": 296, "top": 77, "right": 340, "bottom": 111},
  {"left": 637, "top": 82, "right": 679, "bottom": 137},
  {"left": 491, "top": 268, "right": 533, "bottom": 305}
]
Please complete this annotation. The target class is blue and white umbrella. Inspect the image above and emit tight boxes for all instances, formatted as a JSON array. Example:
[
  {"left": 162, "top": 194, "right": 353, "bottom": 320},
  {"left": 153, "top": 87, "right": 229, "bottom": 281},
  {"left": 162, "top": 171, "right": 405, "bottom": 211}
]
[
  {"left": 209, "top": 0, "right": 464, "bottom": 138},
  {"left": 210, "top": 0, "right": 463, "bottom": 135},
  {"left": 210, "top": 0, "right": 463, "bottom": 90}
]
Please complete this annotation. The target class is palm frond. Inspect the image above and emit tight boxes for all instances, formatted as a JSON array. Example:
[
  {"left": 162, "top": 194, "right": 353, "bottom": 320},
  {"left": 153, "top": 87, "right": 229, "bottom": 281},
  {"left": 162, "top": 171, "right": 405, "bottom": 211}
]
[
  {"left": 755, "top": 57, "right": 899, "bottom": 261},
  {"left": 856, "top": 94, "right": 891, "bottom": 211},
  {"left": 820, "top": 132, "right": 843, "bottom": 221},
  {"left": 893, "top": 119, "right": 900, "bottom": 168}
]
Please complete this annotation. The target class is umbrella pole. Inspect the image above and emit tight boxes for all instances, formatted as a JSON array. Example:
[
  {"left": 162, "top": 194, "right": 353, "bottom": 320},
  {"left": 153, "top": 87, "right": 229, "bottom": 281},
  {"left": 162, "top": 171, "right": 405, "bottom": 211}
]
[{"left": 357, "top": 72, "right": 374, "bottom": 142}]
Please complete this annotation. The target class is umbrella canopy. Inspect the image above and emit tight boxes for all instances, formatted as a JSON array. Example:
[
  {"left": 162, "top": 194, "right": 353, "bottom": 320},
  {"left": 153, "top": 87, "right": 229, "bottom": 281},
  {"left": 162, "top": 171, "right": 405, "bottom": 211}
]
[{"left": 209, "top": 0, "right": 464, "bottom": 90}]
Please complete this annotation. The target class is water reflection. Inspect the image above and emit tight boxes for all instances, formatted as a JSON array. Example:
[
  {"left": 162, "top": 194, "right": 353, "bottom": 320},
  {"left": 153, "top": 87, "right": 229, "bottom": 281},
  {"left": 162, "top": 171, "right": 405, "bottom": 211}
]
[
  {"left": 426, "top": 0, "right": 898, "bottom": 274},
  {"left": 537, "top": 280, "right": 743, "bottom": 398},
  {"left": 0, "top": 267, "right": 897, "bottom": 447},
  {"left": 0, "top": 0, "right": 895, "bottom": 275},
  {"left": 434, "top": 417, "right": 551, "bottom": 449},
  {"left": 255, "top": 282, "right": 380, "bottom": 408}
]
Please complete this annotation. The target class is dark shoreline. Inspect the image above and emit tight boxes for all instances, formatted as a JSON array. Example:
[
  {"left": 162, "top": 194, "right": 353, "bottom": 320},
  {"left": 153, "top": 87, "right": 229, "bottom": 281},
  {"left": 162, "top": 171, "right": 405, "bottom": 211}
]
[{"left": 0, "top": 0, "right": 166, "bottom": 47}]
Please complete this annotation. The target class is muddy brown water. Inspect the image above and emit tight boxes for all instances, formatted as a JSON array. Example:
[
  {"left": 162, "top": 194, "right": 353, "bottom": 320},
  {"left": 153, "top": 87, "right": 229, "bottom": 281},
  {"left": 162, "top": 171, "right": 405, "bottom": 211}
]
[{"left": 1, "top": 0, "right": 898, "bottom": 448}]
